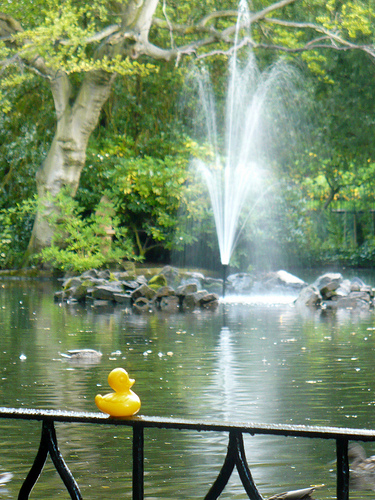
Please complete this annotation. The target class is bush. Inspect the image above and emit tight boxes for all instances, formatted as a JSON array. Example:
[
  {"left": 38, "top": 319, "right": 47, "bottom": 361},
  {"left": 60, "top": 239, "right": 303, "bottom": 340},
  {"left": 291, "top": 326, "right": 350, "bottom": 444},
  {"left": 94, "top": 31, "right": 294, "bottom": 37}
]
[
  {"left": 38, "top": 192, "right": 138, "bottom": 273},
  {"left": 0, "top": 198, "right": 37, "bottom": 269}
]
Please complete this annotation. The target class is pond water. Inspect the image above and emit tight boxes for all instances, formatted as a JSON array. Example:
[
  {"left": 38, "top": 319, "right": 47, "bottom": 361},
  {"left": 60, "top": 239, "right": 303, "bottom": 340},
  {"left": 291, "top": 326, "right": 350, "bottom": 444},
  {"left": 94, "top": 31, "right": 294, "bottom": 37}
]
[{"left": 1, "top": 277, "right": 375, "bottom": 499}]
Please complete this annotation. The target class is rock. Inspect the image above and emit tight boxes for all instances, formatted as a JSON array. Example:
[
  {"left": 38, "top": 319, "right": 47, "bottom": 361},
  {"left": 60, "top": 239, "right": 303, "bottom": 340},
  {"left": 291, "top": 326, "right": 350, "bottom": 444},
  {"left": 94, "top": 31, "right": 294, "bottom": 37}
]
[
  {"left": 324, "top": 293, "right": 371, "bottom": 309},
  {"left": 179, "top": 272, "right": 205, "bottom": 289},
  {"left": 176, "top": 283, "right": 198, "bottom": 296},
  {"left": 136, "top": 275, "right": 148, "bottom": 285},
  {"left": 335, "top": 279, "right": 352, "bottom": 297},
  {"left": 91, "top": 284, "right": 123, "bottom": 301},
  {"left": 160, "top": 265, "right": 180, "bottom": 286},
  {"left": 295, "top": 273, "right": 374, "bottom": 309},
  {"left": 182, "top": 293, "right": 198, "bottom": 311},
  {"left": 274, "top": 270, "right": 307, "bottom": 289},
  {"left": 203, "top": 277, "right": 223, "bottom": 294},
  {"left": 350, "top": 277, "right": 366, "bottom": 290},
  {"left": 254, "top": 270, "right": 306, "bottom": 293},
  {"left": 155, "top": 286, "right": 175, "bottom": 298},
  {"left": 98, "top": 270, "right": 111, "bottom": 280},
  {"left": 111, "top": 271, "right": 129, "bottom": 280},
  {"left": 198, "top": 292, "right": 219, "bottom": 310},
  {"left": 113, "top": 293, "right": 132, "bottom": 305},
  {"left": 131, "top": 284, "right": 157, "bottom": 301},
  {"left": 133, "top": 297, "right": 153, "bottom": 314},
  {"left": 148, "top": 273, "right": 168, "bottom": 290},
  {"left": 122, "top": 280, "right": 140, "bottom": 291},
  {"left": 82, "top": 277, "right": 107, "bottom": 287},
  {"left": 55, "top": 267, "right": 233, "bottom": 313},
  {"left": 159, "top": 296, "right": 180, "bottom": 312},
  {"left": 187, "top": 271, "right": 205, "bottom": 280},
  {"left": 80, "top": 269, "right": 99, "bottom": 279},
  {"left": 63, "top": 277, "right": 82, "bottom": 290},
  {"left": 313, "top": 273, "right": 343, "bottom": 298},
  {"left": 192, "top": 290, "right": 210, "bottom": 302},
  {"left": 227, "top": 273, "right": 253, "bottom": 294},
  {"left": 154, "top": 286, "right": 177, "bottom": 308},
  {"left": 71, "top": 282, "right": 91, "bottom": 302},
  {"left": 294, "top": 285, "right": 322, "bottom": 307}
]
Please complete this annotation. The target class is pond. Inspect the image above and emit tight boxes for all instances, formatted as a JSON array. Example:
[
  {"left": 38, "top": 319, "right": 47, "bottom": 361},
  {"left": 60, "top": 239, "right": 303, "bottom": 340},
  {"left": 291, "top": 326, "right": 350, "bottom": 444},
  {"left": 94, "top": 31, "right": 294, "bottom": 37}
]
[{"left": 1, "top": 276, "right": 375, "bottom": 499}]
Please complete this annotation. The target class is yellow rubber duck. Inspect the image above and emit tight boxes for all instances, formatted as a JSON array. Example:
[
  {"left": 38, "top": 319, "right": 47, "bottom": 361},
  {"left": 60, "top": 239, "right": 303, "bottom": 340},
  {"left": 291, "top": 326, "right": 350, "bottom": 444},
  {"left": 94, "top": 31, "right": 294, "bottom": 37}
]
[{"left": 95, "top": 368, "right": 141, "bottom": 417}]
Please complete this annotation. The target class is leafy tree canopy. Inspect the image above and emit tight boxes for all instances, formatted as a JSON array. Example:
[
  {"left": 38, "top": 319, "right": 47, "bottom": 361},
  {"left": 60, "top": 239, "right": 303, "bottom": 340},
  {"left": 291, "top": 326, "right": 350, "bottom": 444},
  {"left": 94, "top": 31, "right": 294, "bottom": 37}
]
[{"left": 2, "top": 0, "right": 375, "bottom": 268}]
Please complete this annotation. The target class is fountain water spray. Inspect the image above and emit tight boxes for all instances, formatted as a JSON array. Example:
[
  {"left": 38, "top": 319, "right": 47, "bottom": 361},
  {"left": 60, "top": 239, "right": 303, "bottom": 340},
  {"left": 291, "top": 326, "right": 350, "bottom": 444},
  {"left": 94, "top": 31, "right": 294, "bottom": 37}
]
[{"left": 193, "top": 1, "right": 300, "bottom": 296}]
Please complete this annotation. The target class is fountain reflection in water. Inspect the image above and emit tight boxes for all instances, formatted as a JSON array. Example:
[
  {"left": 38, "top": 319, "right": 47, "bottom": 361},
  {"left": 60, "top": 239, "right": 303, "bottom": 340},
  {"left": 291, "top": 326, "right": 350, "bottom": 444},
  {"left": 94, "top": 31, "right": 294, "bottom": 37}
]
[{"left": 192, "top": 0, "right": 302, "bottom": 274}]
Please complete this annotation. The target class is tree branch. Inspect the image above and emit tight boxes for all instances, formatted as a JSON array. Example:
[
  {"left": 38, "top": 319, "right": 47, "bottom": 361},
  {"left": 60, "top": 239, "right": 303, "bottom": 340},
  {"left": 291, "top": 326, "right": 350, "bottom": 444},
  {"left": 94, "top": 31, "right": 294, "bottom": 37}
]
[
  {"left": 261, "top": 17, "right": 375, "bottom": 57},
  {"left": 151, "top": 0, "right": 298, "bottom": 40},
  {"left": 0, "top": 12, "right": 23, "bottom": 40},
  {"left": 138, "top": 0, "right": 375, "bottom": 62},
  {"left": 131, "top": 0, "right": 302, "bottom": 61},
  {"left": 59, "top": 24, "right": 121, "bottom": 46},
  {"left": 3, "top": 0, "right": 375, "bottom": 77},
  {"left": 250, "top": 0, "right": 299, "bottom": 23}
]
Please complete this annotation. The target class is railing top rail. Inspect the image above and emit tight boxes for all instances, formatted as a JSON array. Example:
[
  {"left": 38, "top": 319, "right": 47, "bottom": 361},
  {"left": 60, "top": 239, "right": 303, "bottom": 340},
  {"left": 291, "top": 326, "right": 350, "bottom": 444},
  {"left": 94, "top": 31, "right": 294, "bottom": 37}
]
[{"left": 1, "top": 406, "right": 375, "bottom": 442}]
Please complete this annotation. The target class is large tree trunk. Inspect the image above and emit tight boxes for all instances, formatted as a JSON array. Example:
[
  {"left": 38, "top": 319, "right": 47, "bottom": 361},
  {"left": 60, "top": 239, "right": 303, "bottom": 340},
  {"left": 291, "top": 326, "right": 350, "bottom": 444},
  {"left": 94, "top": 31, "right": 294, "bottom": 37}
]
[
  {"left": 24, "top": 0, "right": 161, "bottom": 260},
  {"left": 26, "top": 70, "right": 116, "bottom": 255}
]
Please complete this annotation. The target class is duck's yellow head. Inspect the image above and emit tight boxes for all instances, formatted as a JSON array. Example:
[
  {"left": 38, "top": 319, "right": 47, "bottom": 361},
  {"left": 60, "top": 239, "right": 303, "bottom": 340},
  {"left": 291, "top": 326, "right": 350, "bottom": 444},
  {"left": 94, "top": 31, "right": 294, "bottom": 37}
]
[{"left": 108, "top": 367, "right": 135, "bottom": 392}]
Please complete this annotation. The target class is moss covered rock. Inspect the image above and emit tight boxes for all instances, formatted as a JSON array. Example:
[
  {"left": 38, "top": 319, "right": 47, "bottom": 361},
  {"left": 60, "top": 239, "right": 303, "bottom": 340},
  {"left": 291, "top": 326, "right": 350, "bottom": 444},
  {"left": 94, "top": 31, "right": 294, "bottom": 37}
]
[{"left": 148, "top": 274, "right": 168, "bottom": 290}]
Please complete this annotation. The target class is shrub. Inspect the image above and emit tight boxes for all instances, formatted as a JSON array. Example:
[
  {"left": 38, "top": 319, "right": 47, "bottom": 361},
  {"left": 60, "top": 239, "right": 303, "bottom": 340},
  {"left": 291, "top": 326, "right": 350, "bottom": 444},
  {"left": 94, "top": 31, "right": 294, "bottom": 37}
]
[
  {"left": 0, "top": 198, "right": 37, "bottom": 269},
  {"left": 38, "top": 192, "right": 137, "bottom": 273}
]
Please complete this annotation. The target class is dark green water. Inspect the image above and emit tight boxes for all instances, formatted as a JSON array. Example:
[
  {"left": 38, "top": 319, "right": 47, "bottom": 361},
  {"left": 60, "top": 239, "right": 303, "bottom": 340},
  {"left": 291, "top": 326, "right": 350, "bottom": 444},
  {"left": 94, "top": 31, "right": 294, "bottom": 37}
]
[{"left": 1, "top": 278, "right": 375, "bottom": 499}]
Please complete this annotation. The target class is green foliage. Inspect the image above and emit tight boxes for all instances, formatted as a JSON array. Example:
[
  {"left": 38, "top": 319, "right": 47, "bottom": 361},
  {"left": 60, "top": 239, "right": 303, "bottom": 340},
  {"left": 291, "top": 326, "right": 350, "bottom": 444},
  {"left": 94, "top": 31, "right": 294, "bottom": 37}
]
[
  {"left": 317, "top": 0, "right": 373, "bottom": 39},
  {"left": 0, "top": 1, "right": 157, "bottom": 115},
  {"left": 38, "top": 192, "right": 137, "bottom": 273},
  {"left": 80, "top": 133, "right": 213, "bottom": 262},
  {"left": 12, "top": 1, "right": 154, "bottom": 77},
  {"left": 0, "top": 76, "right": 54, "bottom": 205},
  {"left": 78, "top": 61, "right": 213, "bottom": 262},
  {"left": 3, "top": 0, "right": 375, "bottom": 271},
  {"left": 0, "top": 198, "right": 37, "bottom": 269},
  {"left": 111, "top": 153, "right": 208, "bottom": 258}
]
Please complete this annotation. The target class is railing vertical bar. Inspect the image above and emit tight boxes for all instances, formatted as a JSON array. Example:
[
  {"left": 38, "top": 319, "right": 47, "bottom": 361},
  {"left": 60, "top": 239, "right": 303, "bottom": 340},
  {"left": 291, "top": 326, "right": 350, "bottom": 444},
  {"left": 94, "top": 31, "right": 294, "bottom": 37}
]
[
  {"left": 18, "top": 421, "right": 49, "bottom": 500},
  {"left": 234, "top": 431, "right": 264, "bottom": 500},
  {"left": 204, "top": 431, "right": 236, "bottom": 500},
  {"left": 45, "top": 420, "right": 82, "bottom": 499},
  {"left": 336, "top": 438, "right": 349, "bottom": 500},
  {"left": 132, "top": 424, "right": 144, "bottom": 500}
]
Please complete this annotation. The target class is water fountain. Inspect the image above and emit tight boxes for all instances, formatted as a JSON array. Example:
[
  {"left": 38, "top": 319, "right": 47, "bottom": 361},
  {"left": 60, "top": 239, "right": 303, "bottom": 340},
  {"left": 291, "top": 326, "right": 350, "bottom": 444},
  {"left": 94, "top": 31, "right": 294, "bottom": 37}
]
[{"left": 192, "top": 0, "right": 301, "bottom": 295}]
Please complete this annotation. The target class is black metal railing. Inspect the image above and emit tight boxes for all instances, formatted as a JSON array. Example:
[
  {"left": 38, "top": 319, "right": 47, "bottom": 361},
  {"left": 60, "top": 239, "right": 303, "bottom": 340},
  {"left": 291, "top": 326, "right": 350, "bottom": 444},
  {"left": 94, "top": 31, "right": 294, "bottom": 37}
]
[{"left": 1, "top": 406, "right": 375, "bottom": 500}]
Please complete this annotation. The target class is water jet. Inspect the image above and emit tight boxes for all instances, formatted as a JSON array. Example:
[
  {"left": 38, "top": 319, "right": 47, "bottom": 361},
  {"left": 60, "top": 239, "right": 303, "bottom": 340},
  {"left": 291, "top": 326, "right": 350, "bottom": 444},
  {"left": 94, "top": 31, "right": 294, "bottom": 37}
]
[{"left": 191, "top": 1, "right": 303, "bottom": 296}]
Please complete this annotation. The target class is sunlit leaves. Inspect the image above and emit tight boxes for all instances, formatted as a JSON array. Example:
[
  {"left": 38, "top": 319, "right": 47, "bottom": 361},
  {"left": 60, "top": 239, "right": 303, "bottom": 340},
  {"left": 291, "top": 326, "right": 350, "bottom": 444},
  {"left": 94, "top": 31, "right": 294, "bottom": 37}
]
[
  {"left": 2, "top": 0, "right": 157, "bottom": 85},
  {"left": 0, "top": 69, "right": 33, "bottom": 113},
  {"left": 301, "top": 50, "right": 329, "bottom": 78},
  {"left": 90, "top": 150, "right": 208, "bottom": 258},
  {"left": 341, "top": 2, "right": 373, "bottom": 38},
  {"left": 316, "top": 0, "right": 373, "bottom": 39}
]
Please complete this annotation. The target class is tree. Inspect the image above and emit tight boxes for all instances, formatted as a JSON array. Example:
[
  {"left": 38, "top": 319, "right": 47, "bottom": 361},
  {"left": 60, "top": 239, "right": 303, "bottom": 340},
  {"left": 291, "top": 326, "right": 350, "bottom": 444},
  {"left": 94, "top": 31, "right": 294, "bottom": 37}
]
[
  {"left": 1, "top": 0, "right": 374, "bottom": 260},
  {"left": 78, "top": 135, "right": 212, "bottom": 261}
]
